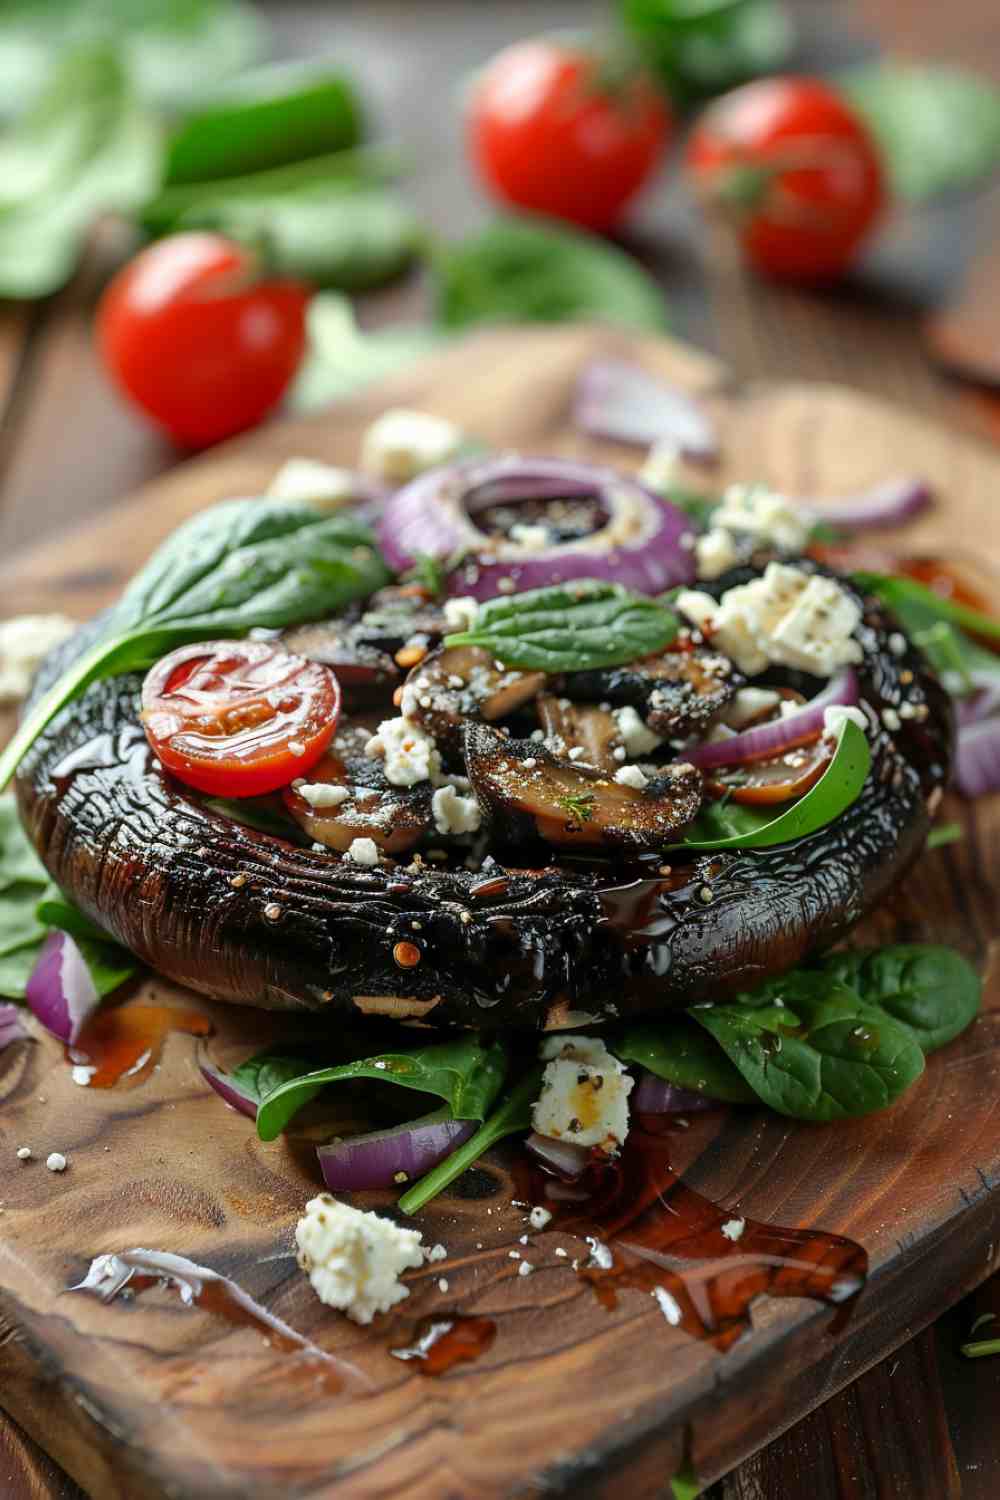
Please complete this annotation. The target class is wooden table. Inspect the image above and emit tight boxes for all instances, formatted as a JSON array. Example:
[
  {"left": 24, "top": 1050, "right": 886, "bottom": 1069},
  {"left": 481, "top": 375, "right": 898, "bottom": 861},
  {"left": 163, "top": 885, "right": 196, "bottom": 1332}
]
[{"left": 1, "top": 2, "right": 999, "bottom": 1495}]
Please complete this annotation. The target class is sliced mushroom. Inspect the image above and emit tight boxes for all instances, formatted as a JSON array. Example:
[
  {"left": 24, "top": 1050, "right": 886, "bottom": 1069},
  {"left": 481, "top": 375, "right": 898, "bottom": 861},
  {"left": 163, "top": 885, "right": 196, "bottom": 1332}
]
[
  {"left": 536, "top": 696, "right": 621, "bottom": 772},
  {"left": 463, "top": 722, "right": 703, "bottom": 850},
  {"left": 706, "top": 736, "right": 832, "bottom": 805},
  {"left": 562, "top": 644, "right": 741, "bottom": 738},
  {"left": 402, "top": 645, "right": 546, "bottom": 753},
  {"left": 281, "top": 621, "right": 400, "bottom": 696},
  {"left": 282, "top": 751, "right": 432, "bottom": 854}
]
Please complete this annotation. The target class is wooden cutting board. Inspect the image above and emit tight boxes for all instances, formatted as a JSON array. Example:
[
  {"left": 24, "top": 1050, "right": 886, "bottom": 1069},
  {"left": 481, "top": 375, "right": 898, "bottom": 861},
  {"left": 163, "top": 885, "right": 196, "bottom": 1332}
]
[{"left": 1, "top": 325, "right": 999, "bottom": 1500}]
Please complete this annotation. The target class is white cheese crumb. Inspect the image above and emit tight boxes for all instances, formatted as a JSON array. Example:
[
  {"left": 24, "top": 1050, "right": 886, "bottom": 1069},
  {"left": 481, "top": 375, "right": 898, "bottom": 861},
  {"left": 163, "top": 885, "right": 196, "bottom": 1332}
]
[
  {"left": 613, "top": 705, "right": 663, "bottom": 758},
  {"left": 46, "top": 1152, "right": 67, "bottom": 1173},
  {"left": 71, "top": 1065, "right": 96, "bottom": 1087},
  {"left": 529, "top": 1206, "right": 553, "bottom": 1231},
  {"left": 295, "top": 781, "right": 350, "bottom": 809},
  {"left": 721, "top": 687, "right": 781, "bottom": 728},
  {"left": 365, "top": 716, "right": 442, "bottom": 787},
  {"left": 614, "top": 763, "right": 649, "bottom": 790},
  {"left": 361, "top": 408, "right": 463, "bottom": 483},
  {"left": 695, "top": 526, "right": 739, "bottom": 580},
  {"left": 567, "top": 746, "right": 587, "bottom": 762},
  {"left": 882, "top": 707, "right": 902, "bottom": 732},
  {"left": 286, "top": 740, "right": 306, "bottom": 757},
  {"left": 533, "top": 1036, "right": 633, "bottom": 1154},
  {"left": 16, "top": 1146, "right": 31, "bottom": 1161},
  {"left": 823, "top": 705, "right": 868, "bottom": 736},
  {"left": 0, "top": 614, "right": 77, "bottom": 703},
  {"left": 554, "top": 1246, "right": 568, "bottom": 1258},
  {"left": 344, "top": 837, "right": 380, "bottom": 867},
  {"left": 517, "top": 1260, "right": 533, "bottom": 1277},
  {"left": 585, "top": 1236, "right": 613, "bottom": 1270},
  {"left": 425, "top": 1243, "right": 447, "bottom": 1262},
  {"left": 720, "top": 1216, "right": 746, "bottom": 1242},
  {"left": 652, "top": 1286, "right": 683, "bottom": 1325},
  {"left": 267, "top": 457, "right": 357, "bottom": 510},
  {"left": 888, "top": 631, "right": 907, "bottom": 657},
  {"left": 443, "top": 594, "right": 480, "bottom": 632},
  {"left": 509, "top": 522, "right": 550, "bottom": 551},
  {"left": 431, "top": 783, "right": 482, "bottom": 836},
  {"left": 712, "top": 482, "right": 810, "bottom": 554},
  {"left": 295, "top": 1193, "right": 425, "bottom": 1324},
  {"left": 438, "top": 1277, "right": 449, "bottom": 1293}
]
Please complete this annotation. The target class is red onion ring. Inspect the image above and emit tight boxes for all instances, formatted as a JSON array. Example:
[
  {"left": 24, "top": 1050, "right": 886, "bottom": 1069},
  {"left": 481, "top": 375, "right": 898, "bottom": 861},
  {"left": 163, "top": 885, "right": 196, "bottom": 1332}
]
[
  {"left": 633, "top": 1067, "right": 722, "bottom": 1113},
  {"left": 525, "top": 1130, "right": 591, "bottom": 1180},
  {"left": 25, "top": 930, "right": 100, "bottom": 1045},
  {"left": 804, "top": 477, "right": 931, "bottom": 532},
  {"left": 0, "top": 1002, "right": 29, "bottom": 1051},
  {"left": 200, "top": 1060, "right": 259, "bottom": 1119},
  {"left": 684, "top": 668, "right": 860, "bottom": 771},
  {"left": 377, "top": 455, "right": 696, "bottom": 602},
  {"left": 955, "top": 717, "right": 1000, "bottom": 798},
  {"left": 573, "top": 358, "right": 719, "bottom": 461},
  {"left": 316, "top": 1107, "right": 475, "bottom": 1191}
]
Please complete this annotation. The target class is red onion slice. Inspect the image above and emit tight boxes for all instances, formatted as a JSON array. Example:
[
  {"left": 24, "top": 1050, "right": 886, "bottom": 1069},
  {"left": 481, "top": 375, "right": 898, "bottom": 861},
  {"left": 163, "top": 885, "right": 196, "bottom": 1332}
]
[
  {"left": 573, "top": 359, "right": 719, "bottom": 462},
  {"left": 525, "top": 1130, "right": 591, "bottom": 1180},
  {"left": 378, "top": 455, "right": 696, "bottom": 602},
  {"left": 685, "top": 668, "right": 860, "bottom": 771},
  {"left": 0, "top": 1002, "right": 29, "bottom": 1051},
  {"left": 25, "top": 930, "right": 99, "bottom": 1045},
  {"left": 804, "top": 477, "right": 932, "bottom": 532},
  {"left": 633, "top": 1067, "right": 721, "bottom": 1113},
  {"left": 200, "top": 1060, "right": 260, "bottom": 1119},
  {"left": 955, "top": 717, "right": 1000, "bottom": 798},
  {"left": 316, "top": 1107, "right": 476, "bottom": 1192}
]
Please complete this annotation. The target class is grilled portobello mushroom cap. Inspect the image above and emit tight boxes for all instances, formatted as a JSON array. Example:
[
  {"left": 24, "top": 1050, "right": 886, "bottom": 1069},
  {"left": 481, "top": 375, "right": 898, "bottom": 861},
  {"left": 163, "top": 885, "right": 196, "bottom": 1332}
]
[{"left": 14, "top": 573, "right": 952, "bottom": 1029}]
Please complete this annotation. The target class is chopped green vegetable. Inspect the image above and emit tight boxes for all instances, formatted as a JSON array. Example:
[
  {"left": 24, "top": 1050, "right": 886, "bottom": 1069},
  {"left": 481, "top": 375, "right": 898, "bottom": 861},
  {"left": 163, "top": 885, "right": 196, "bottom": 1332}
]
[
  {"left": 256, "top": 1035, "right": 509, "bottom": 1142},
  {"left": 855, "top": 572, "right": 1000, "bottom": 645},
  {"left": 621, "top": 0, "right": 793, "bottom": 105},
  {"left": 818, "top": 944, "right": 981, "bottom": 1054},
  {"left": 445, "top": 578, "right": 680, "bottom": 672},
  {"left": 0, "top": 499, "right": 390, "bottom": 792},
  {"left": 613, "top": 1017, "right": 757, "bottom": 1103},
  {"left": 291, "top": 292, "right": 445, "bottom": 413}
]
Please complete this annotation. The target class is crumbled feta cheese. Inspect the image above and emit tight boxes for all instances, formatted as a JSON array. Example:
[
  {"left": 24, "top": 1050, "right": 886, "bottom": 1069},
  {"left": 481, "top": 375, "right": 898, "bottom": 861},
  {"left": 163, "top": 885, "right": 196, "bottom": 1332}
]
[
  {"left": 554, "top": 1246, "right": 568, "bottom": 1258},
  {"left": 431, "top": 783, "right": 482, "bottom": 836},
  {"left": 882, "top": 706, "right": 901, "bottom": 732},
  {"left": 585, "top": 1236, "right": 613, "bottom": 1269},
  {"left": 720, "top": 1216, "right": 746, "bottom": 1242},
  {"left": 438, "top": 1277, "right": 449, "bottom": 1293},
  {"left": 613, "top": 705, "right": 663, "bottom": 758},
  {"left": 823, "top": 704, "right": 868, "bottom": 736},
  {"left": 267, "top": 457, "right": 357, "bottom": 509},
  {"left": 361, "top": 408, "right": 463, "bottom": 483},
  {"left": 365, "top": 716, "right": 442, "bottom": 786},
  {"left": 614, "top": 763, "right": 649, "bottom": 790},
  {"left": 0, "top": 614, "right": 77, "bottom": 703},
  {"left": 16, "top": 1146, "right": 31, "bottom": 1161},
  {"left": 652, "top": 1286, "right": 683, "bottom": 1325},
  {"left": 509, "top": 522, "right": 550, "bottom": 551},
  {"left": 533, "top": 1035, "right": 633, "bottom": 1155},
  {"left": 722, "top": 687, "right": 781, "bottom": 728},
  {"left": 425, "top": 1243, "right": 448, "bottom": 1263},
  {"left": 567, "top": 746, "right": 587, "bottom": 762},
  {"left": 638, "top": 438, "right": 681, "bottom": 492},
  {"left": 46, "top": 1152, "right": 67, "bottom": 1173},
  {"left": 295, "top": 1194, "right": 425, "bottom": 1324},
  {"left": 529, "top": 1206, "right": 552, "bottom": 1231},
  {"left": 344, "top": 837, "right": 380, "bottom": 867},
  {"left": 442, "top": 595, "right": 479, "bottom": 632},
  {"left": 712, "top": 483, "right": 810, "bottom": 554},
  {"left": 517, "top": 1260, "right": 533, "bottom": 1277},
  {"left": 296, "top": 781, "right": 350, "bottom": 809},
  {"left": 695, "top": 526, "right": 739, "bottom": 580},
  {"left": 287, "top": 740, "right": 306, "bottom": 757},
  {"left": 888, "top": 631, "right": 907, "bottom": 657}
]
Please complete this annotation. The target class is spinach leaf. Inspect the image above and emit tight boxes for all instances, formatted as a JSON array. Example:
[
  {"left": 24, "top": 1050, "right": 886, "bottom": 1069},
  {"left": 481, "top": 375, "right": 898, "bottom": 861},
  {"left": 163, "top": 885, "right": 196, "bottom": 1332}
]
[
  {"left": 229, "top": 1050, "right": 317, "bottom": 1109},
  {"left": 818, "top": 945, "right": 981, "bottom": 1053},
  {"left": 0, "top": 43, "right": 161, "bottom": 299},
  {"left": 445, "top": 579, "right": 680, "bottom": 672},
  {"left": 0, "top": 797, "right": 48, "bottom": 889},
  {"left": 0, "top": 500, "right": 390, "bottom": 791},
  {"left": 693, "top": 973, "right": 926, "bottom": 1121},
  {"left": 290, "top": 293, "right": 445, "bottom": 414},
  {"left": 256, "top": 1035, "right": 509, "bottom": 1142},
  {"left": 856, "top": 572, "right": 1000, "bottom": 646},
  {"left": 612, "top": 1017, "right": 756, "bottom": 1103},
  {"left": 0, "top": 883, "right": 49, "bottom": 999},
  {"left": 163, "top": 62, "right": 364, "bottom": 185},
  {"left": 397, "top": 1063, "right": 544, "bottom": 1215},
  {"left": 843, "top": 65, "right": 1000, "bottom": 202},
  {"left": 678, "top": 719, "right": 871, "bottom": 850},
  {"left": 432, "top": 216, "right": 667, "bottom": 332},
  {"left": 200, "top": 796, "right": 302, "bottom": 840},
  {"left": 621, "top": 0, "right": 793, "bottom": 106}
]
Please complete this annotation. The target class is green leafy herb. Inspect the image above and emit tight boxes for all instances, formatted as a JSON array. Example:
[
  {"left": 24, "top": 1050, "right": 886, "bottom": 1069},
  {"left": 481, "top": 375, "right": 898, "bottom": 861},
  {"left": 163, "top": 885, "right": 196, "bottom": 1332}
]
[
  {"left": 0, "top": 499, "right": 390, "bottom": 792},
  {"left": 445, "top": 578, "right": 680, "bottom": 672},
  {"left": 818, "top": 944, "right": 981, "bottom": 1054},
  {"left": 228, "top": 1050, "right": 318, "bottom": 1110},
  {"left": 0, "top": 43, "right": 161, "bottom": 299},
  {"left": 558, "top": 791, "right": 596, "bottom": 824},
  {"left": 693, "top": 972, "right": 927, "bottom": 1122},
  {"left": 163, "top": 62, "right": 364, "bottom": 185},
  {"left": 621, "top": 0, "right": 793, "bottom": 106},
  {"left": 402, "top": 552, "right": 449, "bottom": 599},
  {"left": 678, "top": 719, "right": 871, "bottom": 850},
  {"left": 290, "top": 293, "right": 445, "bottom": 414},
  {"left": 432, "top": 216, "right": 668, "bottom": 332},
  {"left": 856, "top": 572, "right": 1000, "bottom": 645},
  {"left": 613, "top": 1017, "right": 757, "bottom": 1104},
  {"left": 843, "top": 64, "right": 1000, "bottom": 202},
  {"left": 256, "top": 1035, "right": 509, "bottom": 1142},
  {"left": 397, "top": 1063, "right": 544, "bottom": 1215},
  {"left": 926, "top": 822, "right": 963, "bottom": 850}
]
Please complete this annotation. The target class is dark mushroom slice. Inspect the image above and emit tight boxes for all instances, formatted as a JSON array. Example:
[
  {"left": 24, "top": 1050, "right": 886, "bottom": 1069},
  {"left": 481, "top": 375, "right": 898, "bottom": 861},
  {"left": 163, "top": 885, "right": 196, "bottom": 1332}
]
[
  {"left": 403, "top": 644, "right": 546, "bottom": 754},
  {"left": 283, "top": 751, "right": 432, "bottom": 855},
  {"left": 281, "top": 620, "right": 400, "bottom": 697},
  {"left": 536, "top": 696, "right": 621, "bottom": 772},
  {"left": 463, "top": 722, "right": 703, "bottom": 851},
  {"left": 562, "top": 643, "right": 742, "bottom": 738}
]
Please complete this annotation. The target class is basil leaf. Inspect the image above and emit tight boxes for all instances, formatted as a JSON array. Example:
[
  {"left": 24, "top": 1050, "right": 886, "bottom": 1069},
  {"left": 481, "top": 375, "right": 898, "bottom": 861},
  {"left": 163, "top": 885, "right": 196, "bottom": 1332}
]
[
  {"left": 612, "top": 1018, "right": 757, "bottom": 1103},
  {"left": 843, "top": 65, "right": 1000, "bottom": 202},
  {"left": 445, "top": 579, "right": 680, "bottom": 672},
  {"left": 164, "top": 62, "right": 364, "bottom": 185},
  {"left": 291, "top": 293, "right": 445, "bottom": 414},
  {"left": 621, "top": 0, "right": 793, "bottom": 106},
  {"left": 256, "top": 1035, "right": 509, "bottom": 1142},
  {"left": 693, "top": 973, "right": 926, "bottom": 1121},
  {"left": 0, "top": 499, "right": 390, "bottom": 790},
  {"left": 397, "top": 1063, "right": 544, "bottom": 1215},
  {"left": 678, "top": 719, "right": 871, "bottom": 850},
  {"left": 432, "top": 216, "right": 667, "bottom": 332},
  {"left": 0, "top": 43, "right": 161, "bottom": 299},
  {"left": 818, "top": 945, "right": 981, "bottom": 1053}
]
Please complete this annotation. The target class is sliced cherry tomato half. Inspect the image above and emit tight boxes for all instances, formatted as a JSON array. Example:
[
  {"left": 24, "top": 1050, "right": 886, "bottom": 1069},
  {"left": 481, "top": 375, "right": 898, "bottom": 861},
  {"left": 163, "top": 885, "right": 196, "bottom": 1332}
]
[
  {"left": 707, "top": 733, "right": 831, "bottom": 805},
  {"left": 141, "top": 640, "right": 340, "bottom": 798}
]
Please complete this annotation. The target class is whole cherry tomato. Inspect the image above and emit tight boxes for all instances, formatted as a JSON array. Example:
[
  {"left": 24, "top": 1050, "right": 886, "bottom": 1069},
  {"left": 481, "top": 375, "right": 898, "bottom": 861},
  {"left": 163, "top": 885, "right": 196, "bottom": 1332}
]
[
  {"left": 686, "top": 77, "right": 886, "bottom": 282},
  {"left": 468, "top": 39, "right": 670, "bottom": 232},
  {"left": 141, "top": 640, "right": 340, "bottom": 797},
  {"left": 97, "top": 233, "right": 309, "bottom": 448}
]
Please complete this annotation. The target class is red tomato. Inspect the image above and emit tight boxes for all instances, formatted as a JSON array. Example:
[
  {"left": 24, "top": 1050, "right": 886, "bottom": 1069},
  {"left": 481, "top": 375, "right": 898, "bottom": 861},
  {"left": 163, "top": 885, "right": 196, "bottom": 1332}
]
[
  {"left": 468, "top": 39, "right": 670, "bottom": 232},
  {"left": 141, "top": 641, "right": 340, "bottom": 797},
  {"left": 686, "top": 77, "right": 885, "bottom": 282},
  {"left": 97, "top": 233, "right": 309, "bottom": 448}
]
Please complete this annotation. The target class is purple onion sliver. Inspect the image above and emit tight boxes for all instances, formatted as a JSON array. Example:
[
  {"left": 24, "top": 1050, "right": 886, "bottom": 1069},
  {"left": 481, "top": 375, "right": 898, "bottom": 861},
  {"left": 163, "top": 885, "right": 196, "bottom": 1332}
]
[
  {"left": 573, "top": 358, "right": 719, "bottom": 461},
  {"left": 684, "top": 668, "right": 859, "bottom": 772},
  {"left": 317, "top": 1110, "right": 475, "bottom": 1192},
  {"left": 955, "top": 717, "right": 1000, "bottom": 798},
  {"left": 804, "top": 477, "right": 932, "bottom": 532},
  {"left": 199, "top": 1060, "right": 259, "bottom": 1120},
  {"left": 0, "top": 1002, "right": 29, "bottom": 1052},
  {"left": 633, "top": 1067, "right": 720, "bottom": 1114},
  {"left": 25, "top": 930, "right": 99, "bottom": 1045},
  {"left": 958, "top": 683, "right": 1000, "bottom": 728}
]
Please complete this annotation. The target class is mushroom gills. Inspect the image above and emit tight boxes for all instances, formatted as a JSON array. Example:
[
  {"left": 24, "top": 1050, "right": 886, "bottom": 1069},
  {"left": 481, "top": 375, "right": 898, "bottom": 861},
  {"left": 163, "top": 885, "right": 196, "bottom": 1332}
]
[
  {"left": 463, "top": 722, "right": 703, "bottom": 850},
  {"left": 403, "top": 645, "right": 546, "bottom": 753},
  {"left": 283, "top": 751, "right": 432, "bottom": 854},
  {"left": 562, "top": 645, "right": 741, "bottom": 737},
  {"left": 536, "top": 696, "right": 621, "bottom": 772}
]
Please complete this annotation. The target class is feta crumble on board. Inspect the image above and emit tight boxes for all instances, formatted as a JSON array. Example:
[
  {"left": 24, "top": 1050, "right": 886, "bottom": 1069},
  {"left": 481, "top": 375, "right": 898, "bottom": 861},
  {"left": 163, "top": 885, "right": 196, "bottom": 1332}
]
[
  {"left": 361, "top": 408, "right": 463, "bottom": 483},
  {"left": 365, "top": 716, "right": 442, "bottom": 787},
  {"left": 0, "top": 614, "right": 77, "bottom": 703},
  {"left": 431, "top": 783, "right": 482, "bottom": 836},
  {"left": 532, "top": 1035, "right": 634, "bottom": 1155},
  {"left": 267, "top": 457, "right": 358, "bottom": 509},
  {"left": 46, "top": 1152, "right": 68, "bottom": 1173},
  {"left": 344, "top": 837, "right": 380, "bottom": 867},
  {"left": 295, "top": 1193, "right": 425, "bottom": 1324}
]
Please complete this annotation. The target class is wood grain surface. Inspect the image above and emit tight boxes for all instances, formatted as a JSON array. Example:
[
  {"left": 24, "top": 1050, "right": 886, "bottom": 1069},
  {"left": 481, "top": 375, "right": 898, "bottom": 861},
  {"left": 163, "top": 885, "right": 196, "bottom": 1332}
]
[{"left": 0, "top": 324, "right": 998, "bottom": 1500}]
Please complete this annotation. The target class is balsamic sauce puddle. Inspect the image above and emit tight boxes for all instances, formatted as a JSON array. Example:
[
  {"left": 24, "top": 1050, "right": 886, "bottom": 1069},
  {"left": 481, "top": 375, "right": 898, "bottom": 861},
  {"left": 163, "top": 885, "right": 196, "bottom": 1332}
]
[{"left": 66, "top": 1002, "right": 210, "bottom": 1088}]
